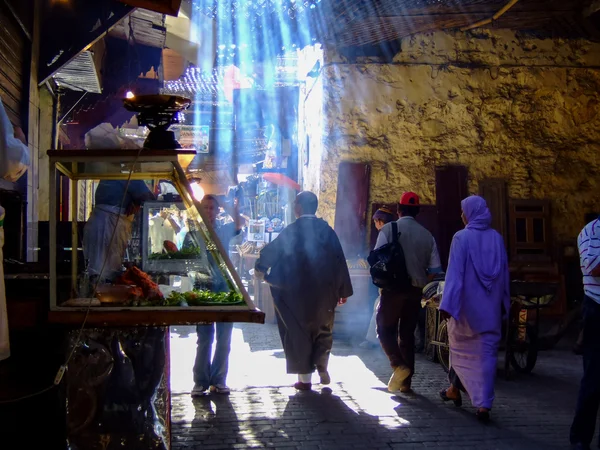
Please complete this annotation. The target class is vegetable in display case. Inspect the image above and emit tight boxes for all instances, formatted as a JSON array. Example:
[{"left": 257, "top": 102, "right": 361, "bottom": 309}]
[{"left": 48, "top": 147, "right": 264, "bottom": 326}]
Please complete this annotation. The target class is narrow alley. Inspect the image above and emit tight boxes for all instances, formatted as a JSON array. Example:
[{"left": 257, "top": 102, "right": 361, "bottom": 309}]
[{"left": 170, "top": 323, "right": 583, "bottom": 450}]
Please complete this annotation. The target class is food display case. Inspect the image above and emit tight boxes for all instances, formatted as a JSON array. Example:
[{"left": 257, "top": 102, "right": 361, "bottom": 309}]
[
  {"left": 48, "top": 148, "right": 265, "bottom": 326},
  {"left": 47, "top": 95, "right": 264, "bottom": 450},
  {"left": 141, "top": 201, "right": 208, "bottom": 275}
]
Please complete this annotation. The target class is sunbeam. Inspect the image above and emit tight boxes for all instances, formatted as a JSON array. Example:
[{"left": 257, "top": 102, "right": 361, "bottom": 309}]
[{"left": 170, "top": 324, "right": 412, "bottom": 430}]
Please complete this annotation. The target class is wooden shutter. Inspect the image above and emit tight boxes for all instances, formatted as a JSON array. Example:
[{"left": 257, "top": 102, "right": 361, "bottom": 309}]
[
  {"left": 333, "top": 162, "right": 371, "bottom": 258},
  {"left": 508, "top": 199, "right": 552, "bottom": 262},
  {"left": 0, "top": 1, "right": 27, "bottom": 127},
  {"left": 435, "top": 165, "right": 469, "bottom": 269},
  {"left": 479, "top": 178, "right": 509, "bottom": 249},
  {"left": 415, "top": 205, "right": 441, "bottom": 253}
]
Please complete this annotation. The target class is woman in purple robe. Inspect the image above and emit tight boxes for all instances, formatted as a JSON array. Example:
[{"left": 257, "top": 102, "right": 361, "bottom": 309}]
[{"left": 438, "top": 195, "right": 510, "bottom": 422}]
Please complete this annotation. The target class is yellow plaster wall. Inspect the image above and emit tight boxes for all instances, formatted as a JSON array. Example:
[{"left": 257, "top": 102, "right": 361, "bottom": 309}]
[{"left": 315, "top": 30, "right": 600, "bottom": 242}]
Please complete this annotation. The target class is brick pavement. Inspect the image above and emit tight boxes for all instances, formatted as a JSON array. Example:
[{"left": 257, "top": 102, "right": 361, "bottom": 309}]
[{"left": 169, "top": 323, "right": 589, "bottom": 450}]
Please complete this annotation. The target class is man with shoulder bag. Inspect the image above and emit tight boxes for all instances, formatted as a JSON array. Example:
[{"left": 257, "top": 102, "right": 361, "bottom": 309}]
[{"left": 369, "top": 192, "right": 443, "bottom": 393}]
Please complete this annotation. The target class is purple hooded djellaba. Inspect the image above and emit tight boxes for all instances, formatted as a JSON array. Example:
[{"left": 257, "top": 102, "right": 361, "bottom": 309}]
[{"left": 439, "top": 195, "right": 510, "bottom": 409}]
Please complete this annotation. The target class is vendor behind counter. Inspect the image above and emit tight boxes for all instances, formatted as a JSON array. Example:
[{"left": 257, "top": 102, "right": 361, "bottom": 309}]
[{"left": 83, "top": 180, "right": 155, "bottom": 282}]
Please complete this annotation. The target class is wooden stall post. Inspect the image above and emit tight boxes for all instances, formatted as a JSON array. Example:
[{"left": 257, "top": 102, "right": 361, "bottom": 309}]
[
  {"left": 71, "top": 163, "right": 78, "bottom": 295},
  {"left": 49, "top": 160, "right": 57, "bottom": 308}
]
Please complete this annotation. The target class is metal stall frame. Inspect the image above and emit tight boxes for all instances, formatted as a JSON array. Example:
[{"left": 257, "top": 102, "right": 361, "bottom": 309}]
[{"left": 48, "top": 148, "right": 264, "bottom": 326}]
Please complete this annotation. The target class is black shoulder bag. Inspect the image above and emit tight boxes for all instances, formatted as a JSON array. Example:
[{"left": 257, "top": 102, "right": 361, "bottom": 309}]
[{"left": 367, "top": 222, "right": 412, "bottom": 290}]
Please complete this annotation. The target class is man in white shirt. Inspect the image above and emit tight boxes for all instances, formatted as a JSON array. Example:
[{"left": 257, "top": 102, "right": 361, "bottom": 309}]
[
  {"left": 570, "top": 216, "right": 600, "bottom": 450},
  {"left": 374, "top": 192, "right": 442, "bottom": 394},
  {"left": 0, "top": 98, "right": 30, "bottom": 361}
]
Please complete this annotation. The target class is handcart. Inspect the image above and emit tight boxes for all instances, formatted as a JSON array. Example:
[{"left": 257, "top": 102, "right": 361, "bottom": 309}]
[
  {"left": 504, "top": 281, "right": 559, "bottom": 377},
  {"left": 426, "top": 281, "right": 559, "bottom": 379}
]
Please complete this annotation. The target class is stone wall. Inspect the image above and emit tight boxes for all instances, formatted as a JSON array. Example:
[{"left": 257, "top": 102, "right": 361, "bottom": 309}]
[{"left": 309, "top": 29, "right": 600, "bottom": 243}]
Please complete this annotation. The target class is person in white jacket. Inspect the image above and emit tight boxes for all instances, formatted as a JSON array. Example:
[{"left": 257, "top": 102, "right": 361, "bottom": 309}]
[
  {"left": 359, "top": 207, "right": 396, "bottom": 349},
  {"left": 0, "top": 98, "right": 30, "bottom": 361}
]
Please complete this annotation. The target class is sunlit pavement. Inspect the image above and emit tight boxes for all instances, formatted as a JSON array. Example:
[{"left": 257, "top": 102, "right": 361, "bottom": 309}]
[{"left": 169, "top": 323, "right": 586, "bottom": 450}]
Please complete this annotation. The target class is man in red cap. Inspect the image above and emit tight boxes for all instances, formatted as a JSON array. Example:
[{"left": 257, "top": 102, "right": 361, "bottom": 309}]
[{"left": 374, "top": 191, "right": 443, "bottom": 393}]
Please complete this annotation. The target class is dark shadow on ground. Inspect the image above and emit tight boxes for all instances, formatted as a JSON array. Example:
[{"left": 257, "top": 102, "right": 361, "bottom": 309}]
[
  {"left": 391, "top": 389, "right": 562, "bottom": 450},
  {"left": 268, "top": 388, "right": 390, "bottom": 447},
  {"left": 173, "top": 387, "right": 403, "bottom": 449},
  {"left": 347, "top": 340, "right": 578, "bottom": 449},
  {"left": 171, "top": 394, "right": 242, "bottom": 449}
]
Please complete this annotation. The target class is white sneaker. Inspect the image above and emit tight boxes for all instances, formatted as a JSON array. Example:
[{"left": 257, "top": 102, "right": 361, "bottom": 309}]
[
  {"left": 191, "top": 384, "right": 208, "bottom": 397},
  {"left": 210, "top": 384, "right": 231, "bottom": 394}
]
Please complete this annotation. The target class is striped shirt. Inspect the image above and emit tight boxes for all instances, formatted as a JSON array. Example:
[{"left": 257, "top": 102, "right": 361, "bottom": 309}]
[{"left": 578, "top": 218, "right": 600, "bottom": 304}]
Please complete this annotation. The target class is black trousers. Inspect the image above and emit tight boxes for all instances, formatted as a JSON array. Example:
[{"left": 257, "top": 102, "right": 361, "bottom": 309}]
[
  {"left": 570, "top": 296, "right": 600, "bottom": 448},
  {"left": 449, "top": 367, "right": 465, "bottom": 392},
  {"left": 376, "top": 287, "right": 422, "bottom": 388}
]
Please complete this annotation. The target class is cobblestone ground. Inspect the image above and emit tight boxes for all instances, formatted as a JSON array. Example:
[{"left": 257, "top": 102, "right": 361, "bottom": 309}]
[{"left": 169, "top": 323, "right": 588, "bottom": 450}]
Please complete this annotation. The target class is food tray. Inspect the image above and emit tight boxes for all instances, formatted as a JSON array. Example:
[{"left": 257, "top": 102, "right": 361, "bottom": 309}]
[{"left": 96, "top": 284, "right": 135, "bottom": 305}]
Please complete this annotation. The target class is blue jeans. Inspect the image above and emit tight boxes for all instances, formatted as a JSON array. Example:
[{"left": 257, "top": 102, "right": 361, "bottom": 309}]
[{"left": 193, "top": 323, "right": 234, "bottom": 387}]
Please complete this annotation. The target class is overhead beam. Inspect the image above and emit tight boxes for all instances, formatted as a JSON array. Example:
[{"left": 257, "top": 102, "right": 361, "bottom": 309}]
[
  {"left": 2, "top": 0, "right": 31, "bottom": 41},
  {"left": 584, "top": 0, "right": 600, "bottom": 17},
  {"left": 118, "top": 0, "right": 182, "bottom": 16},
  {"left": 38, "top": 2, "right": 134, "bottom": 86},
  {"left": 329, "top": 0, "right": 582, "bottom": 25},
  {"left": 461, "top": 0, "right": 520, "bottom": 31},
  {"left": 329, "top": 8, "right": 585, "bottom": 47}
]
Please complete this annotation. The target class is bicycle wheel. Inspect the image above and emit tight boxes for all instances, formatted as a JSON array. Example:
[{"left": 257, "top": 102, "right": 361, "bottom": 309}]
[
  {"left": 437, "top": 319, "right": 450, "bottom": 373},
  {"left": 509, "top": 323, "right": 538, "bottom": 374}
]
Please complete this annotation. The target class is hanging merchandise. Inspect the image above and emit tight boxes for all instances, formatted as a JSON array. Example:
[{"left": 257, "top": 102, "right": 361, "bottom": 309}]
[
  {"left": 262, "top": 172, "right": 301, "bottom": 191},
  {"left": 247, "top": 220, "right": 266, "bottom": 243},
  {"left": 263, "top": 124, "right": 279, "bottom": 169}
]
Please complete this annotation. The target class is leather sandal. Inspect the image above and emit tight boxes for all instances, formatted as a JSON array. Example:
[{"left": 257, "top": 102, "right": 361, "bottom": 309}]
[
  {"left": 439, "top": 388, "right": 462, "bottom": 407},
  {"left": 476, "top": 409, "right": 490, "bottom": 423},
  {"left": 293, "top": 381, "right": 312, "bottom": 391}
]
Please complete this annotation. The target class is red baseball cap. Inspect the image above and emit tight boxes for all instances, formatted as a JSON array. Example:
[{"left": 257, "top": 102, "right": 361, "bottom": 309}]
[{"left": 399, "top": 192, "right": 420, "bottom": 206}]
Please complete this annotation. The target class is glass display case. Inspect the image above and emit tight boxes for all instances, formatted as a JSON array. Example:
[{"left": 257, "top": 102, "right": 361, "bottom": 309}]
[
  {"left": 48, "top": 148, "right": 264, "bottom": 326},
  {"left": 141, "top": 201, "right": 209, "bottom": 275}
]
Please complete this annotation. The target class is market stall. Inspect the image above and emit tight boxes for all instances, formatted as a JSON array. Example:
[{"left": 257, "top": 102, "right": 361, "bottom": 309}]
[
  {"left": 46, "top": 95, "right": 264, "bottom": 450},
  {"left": 48, "top": 147, "right": 265, "bottom": 449}
]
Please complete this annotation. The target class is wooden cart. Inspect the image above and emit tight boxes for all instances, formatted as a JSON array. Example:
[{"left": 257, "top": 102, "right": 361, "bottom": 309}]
[{"left": 426, "top": 281, "right": 559, "bottom": 380}]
